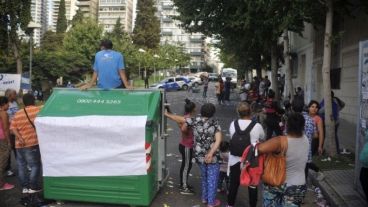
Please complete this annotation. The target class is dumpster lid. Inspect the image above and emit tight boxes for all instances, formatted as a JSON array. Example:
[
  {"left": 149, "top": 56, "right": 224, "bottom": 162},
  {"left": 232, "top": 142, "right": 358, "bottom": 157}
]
[{"left": 38, "top": 88, "right": 161, "bottom": 118}]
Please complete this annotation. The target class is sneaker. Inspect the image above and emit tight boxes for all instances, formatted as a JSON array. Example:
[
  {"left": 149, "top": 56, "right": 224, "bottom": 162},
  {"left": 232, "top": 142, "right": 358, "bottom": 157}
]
[
  {"left": 22, "top": 188, "right": 29, "bottom": 193},
  {"left": 6, "top": 170, "right": 15, "bottom": 177},
  {"left": 0, "top": 183, "right": 15, "bottom": 191},
  {"left": 28, "top": 188, "right": 42, "bottom": 194},
  {"left": 179, "top": 187, "right": 194, "bottom": 195},
  {"left": 207, "top": 199, "right": 221, "bottom": 207},
  {"left": 179, "top": 184, "right": 194, "bottom": 190}
]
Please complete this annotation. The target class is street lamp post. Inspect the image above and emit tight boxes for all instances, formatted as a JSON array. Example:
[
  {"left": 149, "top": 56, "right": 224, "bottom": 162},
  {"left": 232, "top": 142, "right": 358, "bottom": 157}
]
[{"left": 27, "top": 21, "right": 41, "bottom": 90}]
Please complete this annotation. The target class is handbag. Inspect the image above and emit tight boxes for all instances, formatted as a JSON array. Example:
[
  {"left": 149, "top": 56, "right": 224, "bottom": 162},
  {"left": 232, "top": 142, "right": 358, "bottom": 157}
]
[{"left": 262, "top": 136, "right": 288, "bottom": 186}]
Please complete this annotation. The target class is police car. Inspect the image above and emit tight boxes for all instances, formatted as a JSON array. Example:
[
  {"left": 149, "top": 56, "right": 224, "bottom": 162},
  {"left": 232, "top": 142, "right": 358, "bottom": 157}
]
[{"left": 149, "top": 76, "right": 191, "bottom": 91}]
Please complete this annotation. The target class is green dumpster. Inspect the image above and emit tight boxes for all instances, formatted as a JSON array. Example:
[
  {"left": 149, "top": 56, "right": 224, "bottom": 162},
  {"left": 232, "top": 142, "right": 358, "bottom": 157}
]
[{"left": 35, "top": 88, "right": 168, "bottom": 206}]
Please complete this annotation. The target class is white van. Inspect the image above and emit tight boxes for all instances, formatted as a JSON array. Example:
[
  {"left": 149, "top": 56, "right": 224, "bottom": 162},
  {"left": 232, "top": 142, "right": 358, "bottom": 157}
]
[{"left": 221, "top": 68, "right": 237, "bottom": 88}]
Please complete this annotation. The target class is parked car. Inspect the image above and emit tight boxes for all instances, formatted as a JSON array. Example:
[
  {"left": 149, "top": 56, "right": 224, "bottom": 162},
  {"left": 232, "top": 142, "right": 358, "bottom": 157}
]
[
  {"left": 208, "top": 73, "right": 219, "bottom": 81},
  {"left": 186, "top": 76, "right": 202, "bottom": 87},
  {"left": 149, "top": 76, "right": 191, "bottom": 91}
]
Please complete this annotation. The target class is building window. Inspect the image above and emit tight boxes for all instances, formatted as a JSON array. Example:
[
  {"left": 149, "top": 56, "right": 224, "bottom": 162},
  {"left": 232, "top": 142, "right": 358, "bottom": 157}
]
[
  {"left": 290, "top": 53, "right": 298, "bottom": 78},
  {"left": 330, "top": 68, "right": 341, "bottom": 89}
]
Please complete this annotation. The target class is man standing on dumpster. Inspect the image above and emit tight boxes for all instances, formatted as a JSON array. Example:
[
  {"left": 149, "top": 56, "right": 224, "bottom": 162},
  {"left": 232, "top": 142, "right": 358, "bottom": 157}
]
[{"left": 80, "top": 39, "right": 132, "bottom": 90}]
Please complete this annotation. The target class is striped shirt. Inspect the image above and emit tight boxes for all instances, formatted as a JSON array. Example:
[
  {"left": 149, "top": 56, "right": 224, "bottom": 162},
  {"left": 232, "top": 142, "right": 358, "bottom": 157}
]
[{"left": 10, "top": 105, "right": 41, "bottom": 148}]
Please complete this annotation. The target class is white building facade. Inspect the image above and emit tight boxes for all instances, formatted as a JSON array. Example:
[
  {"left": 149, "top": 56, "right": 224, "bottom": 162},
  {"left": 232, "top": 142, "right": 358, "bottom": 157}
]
[
  {"left": 30, "top": 0, "right": 48, "bottom": 46},
  {"left": 157, "top": 0, "right": 207, "bottom": 72},
  {"left": 98, "top": 0, "right": 133, "bottom": 33},
  {"left": 283, "top": 11, "right": 368, "bottom": 151},
  {"left": 49, "top": 0, "right": 79, "bottom": 32}
]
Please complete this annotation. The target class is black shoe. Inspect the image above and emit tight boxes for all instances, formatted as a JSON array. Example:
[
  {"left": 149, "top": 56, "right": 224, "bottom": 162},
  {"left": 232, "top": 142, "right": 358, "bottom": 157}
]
[
  {"left": 179, "top": 184, "right": 194, "bottom": 190},
  {"left": 180, "top": 187, "right": 194, "bottom": 195}
]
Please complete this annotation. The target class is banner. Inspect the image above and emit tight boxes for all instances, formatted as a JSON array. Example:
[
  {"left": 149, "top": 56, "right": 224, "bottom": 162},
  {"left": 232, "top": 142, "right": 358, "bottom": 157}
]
[
  {"left": 355, "top": 40, "right": 368, "bottom": 194},
  {"left": 0, "top": 73, "right": 21, "bottom": 92},
  {"left": 36, "top": 115, "right": 148, "bottom": 177}
]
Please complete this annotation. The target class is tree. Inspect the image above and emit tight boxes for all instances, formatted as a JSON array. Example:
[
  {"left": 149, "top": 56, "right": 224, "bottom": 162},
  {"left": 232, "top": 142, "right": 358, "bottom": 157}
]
[
  {"left": 63, "top": 19, "right": 103, "bottom": 62},
  {"left": 0, "top": 0, "right": 31, "bottom": 74},
  {"left": 71, "top": 8, "right": 84, "bottom": 27},
  {"left": 111, "top": 17, "right": 124, "bottom": 38},
  {"left": 321, "top": 0, "right": 335, "bottom": 156},
  {"left": 173, "top": 0, "right": 323, "bottom": 99},
  {"left": 32, "top": 50, "right": 90, "bottom": 86},
  {"left": 56, "top": 0, "right": 67, "bottom": 33},
  {"left": 41, "top": 31, "right": 64, "bottom": 52},
  {"left": 133, "top": 0, "right": 160, "bottom": 49}
]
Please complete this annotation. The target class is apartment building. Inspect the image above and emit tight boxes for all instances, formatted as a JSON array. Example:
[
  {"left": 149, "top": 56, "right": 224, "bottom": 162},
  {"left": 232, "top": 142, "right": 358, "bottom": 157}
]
[
  {"left": 49, "top": 0, "right": 79, "bottom": 31},
  {"left": 78, "top": 0, "right": 99, "bottom": 21},
  {"left": 98, "top": 0, "right": 133, "bottom": 33},
  {"left": 30, "top": 0, "right": 48, "bottom": 46},
  {"left": 157, "top": 0, "right": 207, "bottom": 72}
]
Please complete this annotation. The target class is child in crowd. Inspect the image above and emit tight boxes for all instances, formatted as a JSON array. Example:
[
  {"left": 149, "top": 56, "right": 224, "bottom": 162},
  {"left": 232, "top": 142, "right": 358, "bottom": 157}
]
[
  {"left": 178, "top": 99, "right": 196, "bottom": 195},
  {"left": 5, "top": 89, "right": 18, "bottom": 177},
  {"left": 0, "top": 96, "right": 14, "bottom": 190},
  {"left": 217, "top": 141, "right": 229, "bottom": 193}
]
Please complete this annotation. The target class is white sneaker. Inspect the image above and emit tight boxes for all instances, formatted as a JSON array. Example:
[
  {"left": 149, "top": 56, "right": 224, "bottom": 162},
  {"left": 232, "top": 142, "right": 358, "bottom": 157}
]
[
  {"left": 28, "top": 188, "right": 42, "bottom": 194},
  {"left": 22, "top": 188, "right": 29, "bottom": 194},
  {"left": 6, "top": 170, "right": 15, "bottom": 176}
]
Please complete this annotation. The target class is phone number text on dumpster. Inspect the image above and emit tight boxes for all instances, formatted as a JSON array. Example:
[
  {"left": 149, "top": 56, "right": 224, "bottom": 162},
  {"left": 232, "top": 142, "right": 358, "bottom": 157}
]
[{"left": 76, "top": 99, "right": 122, "bottom": 104}]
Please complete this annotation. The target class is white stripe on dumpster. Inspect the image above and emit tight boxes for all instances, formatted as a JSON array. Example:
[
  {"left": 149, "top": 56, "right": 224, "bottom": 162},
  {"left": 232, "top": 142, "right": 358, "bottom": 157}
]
[{"left": 36, "top": 115, "right": 148, "bottom": 177}]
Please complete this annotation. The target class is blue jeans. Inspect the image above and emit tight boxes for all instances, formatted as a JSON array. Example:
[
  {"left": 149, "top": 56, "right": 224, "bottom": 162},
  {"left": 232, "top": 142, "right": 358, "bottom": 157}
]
[{"left": 16, "top": 145, "right": 42, "bottom": 189}]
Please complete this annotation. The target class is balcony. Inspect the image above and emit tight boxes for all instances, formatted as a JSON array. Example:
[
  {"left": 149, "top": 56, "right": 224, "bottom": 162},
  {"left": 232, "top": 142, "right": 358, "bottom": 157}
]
[
  {"left": 161, "top": 31, "right": 173, "bottom": 36},
  {"left": 190, "top": 51, "right": 203, "bottom": 56},
  {"left": 162, "top": 17, "right": 173, "bottom": 23},
  {"left": 190, "top": 37, "right": 203, "bottom": 43},
  {"left": 162, "top": 4, "right": 173, "bottom": 10}
]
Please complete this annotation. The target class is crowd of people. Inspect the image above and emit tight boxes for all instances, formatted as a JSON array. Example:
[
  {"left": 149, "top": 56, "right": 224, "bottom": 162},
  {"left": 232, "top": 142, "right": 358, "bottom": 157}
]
[
  {"left": 0, "top": 90, "right": 42, "bottom": 194},
  {"left": 165, "top": 75, "right": 368, "bottom": 207}
]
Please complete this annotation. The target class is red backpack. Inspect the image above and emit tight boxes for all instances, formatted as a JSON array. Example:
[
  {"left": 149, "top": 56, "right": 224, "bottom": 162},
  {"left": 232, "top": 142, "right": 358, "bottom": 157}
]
[{"left": 240, "top": 144, "right": 265, "bottom": 186}]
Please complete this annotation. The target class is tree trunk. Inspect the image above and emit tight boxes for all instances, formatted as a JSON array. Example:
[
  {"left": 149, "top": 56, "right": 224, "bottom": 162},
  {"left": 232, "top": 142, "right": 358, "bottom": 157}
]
[
  {"left": 271, "top": 44, "right": 279, "bottom": 99},
  {"left": 322, "top": 0, "right": 336, "bottom": 157},
  {"left": 283, "top": 30, "right": 293, "bottom": 102},
  {"left": 256, "top": 54, "right": 262, "bottom": 78},
  {"left": 12, "top": 41, "right": 22, "bottom": 75}
]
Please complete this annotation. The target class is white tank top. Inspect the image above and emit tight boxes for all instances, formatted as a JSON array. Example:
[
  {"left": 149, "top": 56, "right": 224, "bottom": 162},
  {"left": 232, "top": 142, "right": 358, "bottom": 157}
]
[{"left": 285, "top": 135, "right": 309, "bottom": 186}]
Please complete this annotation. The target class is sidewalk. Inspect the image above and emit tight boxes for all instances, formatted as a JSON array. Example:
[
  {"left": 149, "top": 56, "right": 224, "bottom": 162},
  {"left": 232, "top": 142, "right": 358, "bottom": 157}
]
[{"left": 311, "top": 169, "right": 367, "bottom": 207}]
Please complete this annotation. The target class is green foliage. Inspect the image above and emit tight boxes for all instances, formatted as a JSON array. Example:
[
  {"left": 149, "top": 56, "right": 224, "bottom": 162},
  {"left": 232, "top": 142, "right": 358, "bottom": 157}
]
[
  {"left": 41, "top": 31, "right": 64, "bottom": 52},
  {"left": 63, "top": 19, "right": 103, "bottom": 62},
  {"left": 0, "top": 0, "right": 31, "bottom": 74},
  {"left": 32, "top": 50, "right": 90, "bottom": 86},
  {"left": 133, "top": 0, "right": 160, "bottom": 49},
  {"left": 71, "top": 9, "right": 84, "bottom": 27},
  {"left": 173, "top": 0, "right": 324, "bottom": 72},
  {"left": 56, "top": 0, "right": 67, "bottom": 33},
  {"left": 111, "top": 17, "right": 124, "bottom": 38}
]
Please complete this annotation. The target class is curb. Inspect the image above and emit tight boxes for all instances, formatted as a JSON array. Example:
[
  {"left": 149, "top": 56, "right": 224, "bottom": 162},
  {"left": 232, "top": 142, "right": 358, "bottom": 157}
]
[{"left": 311, "top": 173, "right": 346, "bottom": 207}]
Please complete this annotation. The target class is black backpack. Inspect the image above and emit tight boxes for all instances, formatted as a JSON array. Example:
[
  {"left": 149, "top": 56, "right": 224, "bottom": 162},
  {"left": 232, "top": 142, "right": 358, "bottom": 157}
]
[{"left": 230, "top": 120, "right": 256, "bottom": 156}]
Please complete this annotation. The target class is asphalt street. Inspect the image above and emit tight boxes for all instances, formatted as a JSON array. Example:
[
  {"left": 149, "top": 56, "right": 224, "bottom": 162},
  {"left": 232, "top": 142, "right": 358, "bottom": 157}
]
[{"left": 0, "top": 82, "right": 317, "bottom": 207}]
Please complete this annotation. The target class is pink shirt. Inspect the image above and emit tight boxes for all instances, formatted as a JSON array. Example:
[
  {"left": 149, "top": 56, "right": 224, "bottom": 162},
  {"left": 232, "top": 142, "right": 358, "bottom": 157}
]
[
  {"left": 312, "top": 115, "right": 322, "bottom": 133},
  {"left": 179, "top": 114, "right": 194, "bottom": 148}
]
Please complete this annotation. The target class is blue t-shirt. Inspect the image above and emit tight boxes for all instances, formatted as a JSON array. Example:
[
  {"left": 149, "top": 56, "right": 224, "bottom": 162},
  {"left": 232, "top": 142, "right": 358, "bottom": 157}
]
[{"left": 93, "top": 50, "right": 125, "bottom": 89}]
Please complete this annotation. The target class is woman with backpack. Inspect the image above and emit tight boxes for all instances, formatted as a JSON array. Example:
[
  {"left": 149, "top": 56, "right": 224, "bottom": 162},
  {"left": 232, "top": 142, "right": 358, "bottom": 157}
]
[{"left": 227, "top": 102, "right": 265, "bottom": 207}]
